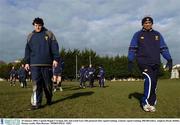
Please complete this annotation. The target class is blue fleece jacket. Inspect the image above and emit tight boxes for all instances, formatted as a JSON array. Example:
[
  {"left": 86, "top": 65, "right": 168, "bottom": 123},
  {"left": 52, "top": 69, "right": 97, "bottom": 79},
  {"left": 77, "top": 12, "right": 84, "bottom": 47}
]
[
  {"left": 24, "top": 27, "right": 60, "bottom": 66},
  {"left": 128, "top": 29, "right": 172, "bottom": 65}
]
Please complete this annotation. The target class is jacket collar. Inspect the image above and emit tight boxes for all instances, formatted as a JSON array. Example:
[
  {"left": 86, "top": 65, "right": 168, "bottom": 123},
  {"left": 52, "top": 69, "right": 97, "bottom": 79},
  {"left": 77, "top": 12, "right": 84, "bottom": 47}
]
[
  {"left": 142, "top": 28, "right": 153, "bottom": 32},
  {"left": 32, "top": 27, "right": 47, "bottom": 33}
]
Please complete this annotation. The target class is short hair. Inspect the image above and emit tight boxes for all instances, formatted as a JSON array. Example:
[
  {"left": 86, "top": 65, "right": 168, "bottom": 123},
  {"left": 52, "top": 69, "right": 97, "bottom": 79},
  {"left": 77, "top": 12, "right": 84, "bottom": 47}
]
[
  {"left": 32, "top": 17, "right": 44, "bottom": 26},
  {"left": 141, "top": 16, "right": 153, "bottom": 25}
]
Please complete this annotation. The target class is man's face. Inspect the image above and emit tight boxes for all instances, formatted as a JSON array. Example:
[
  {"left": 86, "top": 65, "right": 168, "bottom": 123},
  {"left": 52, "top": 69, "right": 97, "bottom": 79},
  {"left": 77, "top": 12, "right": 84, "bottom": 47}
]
[
  {"left": 34, "top": 23, "right": 42, "bottom": 32},
  {"left": 143, "top": 21, "right": 153, "bottom": 30}
]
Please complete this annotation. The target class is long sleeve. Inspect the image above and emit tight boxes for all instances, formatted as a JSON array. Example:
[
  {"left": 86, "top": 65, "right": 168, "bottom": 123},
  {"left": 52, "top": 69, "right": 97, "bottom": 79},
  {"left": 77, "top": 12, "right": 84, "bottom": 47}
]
[
  {"left": 128, "top": 31, "right": 139, "bottom": 62},
  {"left": 24, "top": 42, "right": 31, "bottom": 64},
  {"left": 159, "top": 33, "right": 172, "bottom": 61}
]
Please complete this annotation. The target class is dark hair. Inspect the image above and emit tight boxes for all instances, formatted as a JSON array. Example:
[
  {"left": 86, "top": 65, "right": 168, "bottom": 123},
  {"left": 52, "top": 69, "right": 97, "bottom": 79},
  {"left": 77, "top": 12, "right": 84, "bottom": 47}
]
[
  {"left": 142, "top": 16, "right": 153, "bottom": 25},
  {"left": 32, "top": 17, "right": 44, "bottom": 26},
  {"left": 99, "top": 65, "right": 103, "bottom": 68}
]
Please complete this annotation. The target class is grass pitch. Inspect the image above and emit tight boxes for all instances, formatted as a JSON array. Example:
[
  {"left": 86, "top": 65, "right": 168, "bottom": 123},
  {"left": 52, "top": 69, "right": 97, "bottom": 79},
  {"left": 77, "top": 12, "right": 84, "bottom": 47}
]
[{"left": 0, "top": 79, "right": 180, "bottom": 118}]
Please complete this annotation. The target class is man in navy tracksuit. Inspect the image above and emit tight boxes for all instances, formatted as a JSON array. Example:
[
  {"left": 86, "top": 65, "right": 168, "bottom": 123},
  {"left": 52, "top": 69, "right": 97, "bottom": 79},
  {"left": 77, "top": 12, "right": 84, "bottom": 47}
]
[
  {"left": 128, "top": 16, "right": 172, "bottom": 112},
  {"left": 9, "top": 66, "right": 17, "bottom": 86},
  {"left": 53, "top": 58, "right": 64, "bottom": 92},
  {"left": 18, "top": 64, "right": 27, "bottom": 88},
  {"left": 97, "top": 65, "right": 105, "bottom": 88},
  {"left": 87, "top": 64, "right": 96, "bottom": 88},
  {"left": 79, "top": 65, "right": 87, "bottom": 88},
  {"left": 24, "top": 17, "right": 60, "bottom": 110},
  {"left": 97, "top": 66, "right": 105, "bottom": 87}
]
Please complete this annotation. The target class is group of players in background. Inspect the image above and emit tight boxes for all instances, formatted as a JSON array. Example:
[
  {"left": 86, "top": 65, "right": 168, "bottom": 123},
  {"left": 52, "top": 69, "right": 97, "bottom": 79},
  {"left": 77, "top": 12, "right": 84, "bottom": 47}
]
[
  {"left": 8, "top": 61, "right": 106, "bottom": 91},
  {"left": 9, "top": 64, "right": 30, "bottom": 88},
  {"left": 79, "top": 64, "right": 105, "bottom": 88}
]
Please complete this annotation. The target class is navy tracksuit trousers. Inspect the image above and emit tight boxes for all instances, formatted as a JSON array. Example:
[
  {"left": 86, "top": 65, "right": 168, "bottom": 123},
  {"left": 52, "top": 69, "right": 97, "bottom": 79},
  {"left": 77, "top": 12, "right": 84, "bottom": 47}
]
[
  {"left": 88, "top": 74, "right": 94, "bottom": 87},
  {"left": 80, "top": 76, "right": 86, "bottom": 87},
  {"left": 19, "top": 76, "right": 27, "bottom": 87},
  {"left": 31, "top": 66, "right": 53, "bottom": 106},
  {"left": 99, "top": 77, "right": 104, "bottom": 87},
  {"left": 138, "top": 64, "right": 159, "bottom": 106}
]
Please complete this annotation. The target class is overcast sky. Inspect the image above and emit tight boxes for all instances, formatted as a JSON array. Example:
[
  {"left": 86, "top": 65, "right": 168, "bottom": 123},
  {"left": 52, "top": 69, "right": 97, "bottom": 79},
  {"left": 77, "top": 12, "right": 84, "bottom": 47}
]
[{"left": 0, "top": 0, "right": 180, "bottom": 64}]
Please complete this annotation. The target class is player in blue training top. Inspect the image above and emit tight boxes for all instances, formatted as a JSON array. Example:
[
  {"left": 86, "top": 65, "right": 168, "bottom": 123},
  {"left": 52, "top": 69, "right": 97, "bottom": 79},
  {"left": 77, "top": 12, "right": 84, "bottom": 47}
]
[
  {"left": 87, "top": 64, "right": 96, "bottom": 88},
  {"left": 18, "top": 64, "right": 27, "bottom": 88},
  {"left": 97, "top": 65, "right": 105, "bottom": 88},
  {"left": 52, "top": 58, "right": 64, "bottom": 92},
  {"left": 128, "top": 16, "right": 172, "bottom": 112},
  {"left": 9, "top": 66, "right": 17, "bottom": 86},
  {"left": 79, "top": 65, "right": 87, "bottom": 88}
]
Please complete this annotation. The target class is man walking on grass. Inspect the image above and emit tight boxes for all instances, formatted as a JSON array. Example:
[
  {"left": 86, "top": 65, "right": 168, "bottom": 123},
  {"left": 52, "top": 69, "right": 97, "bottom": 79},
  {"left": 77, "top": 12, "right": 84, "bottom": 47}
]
[
  {"left": 128, "top": 16, "right": 172, "bottom": 112},
  {"left": 24, "top": 17, "right": 60, "bottom": 110}
]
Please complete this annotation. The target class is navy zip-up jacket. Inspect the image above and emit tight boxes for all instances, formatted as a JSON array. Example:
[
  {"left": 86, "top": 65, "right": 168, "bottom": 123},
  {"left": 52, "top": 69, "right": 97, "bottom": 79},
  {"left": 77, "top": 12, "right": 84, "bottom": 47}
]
[
  {"left": 128, "top": 29, "right": 172, "bottom": 65},
  {"left": 9, "top": 69, "right": 16, "bottom": 77},
  {"left": 18, "top": 67, "right": 27, "bottom": 78},
  {"left": 87, "top": 67, "right": 95, "bottom": 77},
  {"left": 79, "top": 67, "right": 86, "bottom": 78},
  {"left": 98, "top": 67, "right": 105, "bottom": 78},
  {"left": 53, "top": 58, "right": 64, "bottom": 72},
  {"left": 24, "top": 27, "right": 60, "bottom": 66}
]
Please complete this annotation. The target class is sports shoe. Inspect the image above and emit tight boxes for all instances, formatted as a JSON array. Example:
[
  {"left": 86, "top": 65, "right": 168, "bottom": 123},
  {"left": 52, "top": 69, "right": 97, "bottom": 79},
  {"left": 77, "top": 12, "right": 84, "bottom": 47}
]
[
  {"left": 143, "top": 104, "right": 151, "bottom": 112},
  {"left": 143, "top": 104, "right": 156, "bottom": 112},
  {"left": 149, "top": 105, "right": 156, "bottom": 112},
  {"left": 60, "top": 87, "right": 63, "bottom": 91}
]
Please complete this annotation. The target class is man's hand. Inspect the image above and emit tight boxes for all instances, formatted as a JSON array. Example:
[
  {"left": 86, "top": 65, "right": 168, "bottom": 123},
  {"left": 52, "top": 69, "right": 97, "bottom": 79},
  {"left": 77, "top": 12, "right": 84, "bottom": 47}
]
[
  {"left": 53, "top": 60, "right": 58, "bottom": 67},
  {"left": 25, "top": 64, "right": 30, "bottom": 71},
  {"left": 166, "top": 59, "right": 173, "bottom": 72}
]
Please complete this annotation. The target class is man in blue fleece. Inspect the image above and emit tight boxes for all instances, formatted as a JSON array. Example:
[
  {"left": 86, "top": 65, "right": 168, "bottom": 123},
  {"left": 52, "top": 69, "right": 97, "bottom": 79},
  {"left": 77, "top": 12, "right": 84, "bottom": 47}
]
[
  {"left": 24, "top": 17, "right": 60, "bottom": 110},
  {"left": 87, "top": 64, "right": 96, "bottom": 88},
  {"left": 18, "top": 64, "right": 27, "bottom": 88},
  {"left": 128, "top": 16, "right": 172, "bottom": 112},
  {"left": 9, "top": 66, "right": 17, "bottom": 86},
  {"left": 52, "top": 58, "right": 64, "bottom": 92},
  {"left": 97, "top": 65, "right": 105, "bottom": 88},
  {"left": 79, "top": 65, "right": 87, "bottom": 88}
]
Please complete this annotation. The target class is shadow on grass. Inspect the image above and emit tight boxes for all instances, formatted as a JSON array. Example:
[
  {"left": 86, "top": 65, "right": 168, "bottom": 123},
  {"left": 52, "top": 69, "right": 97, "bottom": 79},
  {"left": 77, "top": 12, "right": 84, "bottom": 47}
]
[
  {"left": 84, "top": 85, "right": 109, "bottom": 88},
  {"left": 52, "top": 91, "right": 94, "bottom": 104},
  {"left": 68, "top": 87, "right": 82, "bottom": 91},
  {"left": 68, "top": 85, "right": 110, "bottom": 90},
  {"left": 128, "top": 92, "right": 143, "bottom": 104},
  {"left": 62, "top": 86, "right": 80, "bottom": 91}
]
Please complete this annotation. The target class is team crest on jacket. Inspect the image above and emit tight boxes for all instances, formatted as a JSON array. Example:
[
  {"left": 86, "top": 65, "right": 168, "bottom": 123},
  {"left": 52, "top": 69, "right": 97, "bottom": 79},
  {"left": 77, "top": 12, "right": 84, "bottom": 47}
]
[
  {"left": 45, "top": 35, "right": 48, "bottom": 41},
  {"left": 155, "top": 35, "right": 159, "bottom": 40},
  {"left": 144, "top": 69, "right": 148, "bottom": 72},
  {"left": 140, "top": 36, "right": 144, "bottom": 40}
]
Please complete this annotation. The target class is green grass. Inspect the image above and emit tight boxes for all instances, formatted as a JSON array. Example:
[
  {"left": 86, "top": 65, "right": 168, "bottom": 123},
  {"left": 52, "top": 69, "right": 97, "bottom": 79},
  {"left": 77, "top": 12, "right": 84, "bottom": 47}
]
[{"left": 0, "top": 79, "right": 180, "bottom": 118}]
